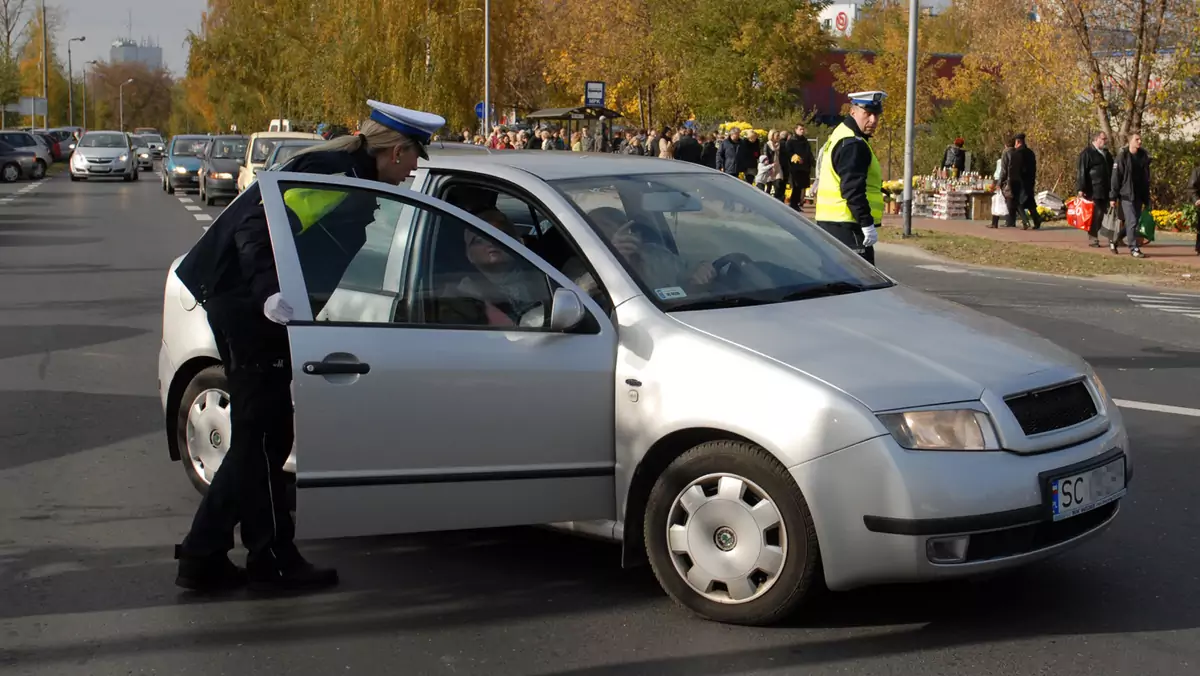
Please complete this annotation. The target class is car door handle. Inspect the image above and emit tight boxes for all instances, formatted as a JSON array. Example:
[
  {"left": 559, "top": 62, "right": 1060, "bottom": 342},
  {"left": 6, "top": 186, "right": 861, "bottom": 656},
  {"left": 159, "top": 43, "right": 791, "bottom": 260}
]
[{"left": 302, "top": 361, "right": 371, "bottom": 376}]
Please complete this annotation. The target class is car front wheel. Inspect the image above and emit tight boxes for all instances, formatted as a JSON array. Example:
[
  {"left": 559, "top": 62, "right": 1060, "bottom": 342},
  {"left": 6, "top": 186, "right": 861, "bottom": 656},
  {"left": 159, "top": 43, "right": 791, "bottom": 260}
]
[
  {"left": 31, "top": 159, "right": 45, "bottom": 179},
  {"left": 176, "top": 365, "right": 231, "bottom": 494},
  {"left": 644, "top": 440, "right": 821, "bottom": 626}
]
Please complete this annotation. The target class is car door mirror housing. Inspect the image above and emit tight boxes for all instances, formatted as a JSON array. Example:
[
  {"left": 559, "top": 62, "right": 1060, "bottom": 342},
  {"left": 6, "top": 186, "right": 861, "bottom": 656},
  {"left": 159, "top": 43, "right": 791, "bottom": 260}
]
[{"left": 549, "top": 288, "right": 586, "bottom": 332}]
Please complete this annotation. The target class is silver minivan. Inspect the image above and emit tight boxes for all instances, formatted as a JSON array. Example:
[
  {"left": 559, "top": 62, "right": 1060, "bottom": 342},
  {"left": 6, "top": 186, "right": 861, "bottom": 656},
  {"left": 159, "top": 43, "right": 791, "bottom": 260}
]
[{"left": 159, "top": 153, "right": 1130, "bottom": 625}]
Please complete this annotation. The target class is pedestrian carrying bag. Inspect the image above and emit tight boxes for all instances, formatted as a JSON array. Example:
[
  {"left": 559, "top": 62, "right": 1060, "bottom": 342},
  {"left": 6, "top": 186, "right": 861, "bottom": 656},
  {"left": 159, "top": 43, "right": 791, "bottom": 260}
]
[
  {"left": 1138, "top": 209, "right": 1157, "bottom": 243},
  {"left": 990, "top": 192, "right": 1008, "bottom": 217},
  {"left": 1066, "top": 197, "right": 1093, "bottom": 232},
  {"left": 1098, "top": 208, "right": 1120, "bottom": 241}
]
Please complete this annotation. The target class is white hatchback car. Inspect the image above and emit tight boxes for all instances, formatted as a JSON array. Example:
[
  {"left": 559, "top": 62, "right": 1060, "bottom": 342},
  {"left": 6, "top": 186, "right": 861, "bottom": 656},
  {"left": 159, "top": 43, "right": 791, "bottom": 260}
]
[{"left": 159, "top": 150, "right": 1130, "bottom": 625}]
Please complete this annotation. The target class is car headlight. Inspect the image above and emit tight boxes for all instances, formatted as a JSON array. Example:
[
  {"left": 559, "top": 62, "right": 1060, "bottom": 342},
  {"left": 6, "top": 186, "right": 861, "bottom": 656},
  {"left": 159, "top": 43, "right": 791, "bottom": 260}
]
[
  {"left": 118, "top": 153, "right": 128, "bottom": 162},
  {"left": 174, "top": 165, "right": 188, "bottom": 174},
  {"left": 210, "top": 171, "right": 233, "bottom": 180},
  {"left": 139, "top": 152, "right": 149, "bottom": 158},
  {"left": 878, "top": 409, "right": 1001, "bottom": 451}
]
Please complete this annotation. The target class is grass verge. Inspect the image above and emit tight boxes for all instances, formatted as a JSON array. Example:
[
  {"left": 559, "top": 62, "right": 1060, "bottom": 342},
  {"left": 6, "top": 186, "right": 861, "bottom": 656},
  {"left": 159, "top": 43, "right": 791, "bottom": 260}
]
[{"left": 878, "top": 227, "right": 1199, "bottom": 289}]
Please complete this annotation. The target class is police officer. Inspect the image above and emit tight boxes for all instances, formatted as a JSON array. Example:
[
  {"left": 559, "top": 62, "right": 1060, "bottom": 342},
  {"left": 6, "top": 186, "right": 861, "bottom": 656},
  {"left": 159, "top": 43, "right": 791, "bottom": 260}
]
[
  {"left": 814, "top": 90, "right": 887, "bottom": 265},
  {"left": 172, "top": 100, "right": 446, "bottom": 594}
]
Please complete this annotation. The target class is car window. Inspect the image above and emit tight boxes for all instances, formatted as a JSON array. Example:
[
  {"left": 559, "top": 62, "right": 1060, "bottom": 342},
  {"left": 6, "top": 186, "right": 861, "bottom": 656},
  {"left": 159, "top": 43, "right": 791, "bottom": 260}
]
[
  {"left": 251, "top": 139, "right": 281, "bottom": 163},
  {"left": 211, "top": 138, "right": 247, "bottom": 160},
  {"left": 269, "top": 143, "right": 318, "bottom": 168},
  {"left": 550, "top": 172, "right": 893, "bottom": 310},
  {"left": 78, "top": 133, "right": 127, "bottom": 148},
  {"left": 409, "top": 210, "right": 554, "bottom": 330},
  {"left": 276, "top": 181, "right": 420, "bottom": 324},
  {"left": 171, "top": 139, "right": 207, "bottom": 156},
  {"left": 4, "top": 133, "right": 34, "bottom": 147}
]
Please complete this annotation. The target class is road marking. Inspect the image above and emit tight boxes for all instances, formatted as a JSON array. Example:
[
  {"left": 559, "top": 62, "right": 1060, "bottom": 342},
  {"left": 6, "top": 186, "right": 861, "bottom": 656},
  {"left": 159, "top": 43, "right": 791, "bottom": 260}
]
[
  {"left": 915, "top": 264, "right": 969, "bottom": 273},
  {"left": 185, "top": 205, "right": 201, "bottom": 211},
  {"left": 1114, "top": 399, "right": 1200, "bottom": 418},
  {"left": 178, "top": 197, "right": 193, "bottom": 203},
  {"left": 1127, "top": 293, "right": 1200, "bottom": 319},
  {"left": 202, "top": 225, "right": 210, "bottom": 232},
  {"left": 193, "top": 213, "right": 212, "bottom": 221}
]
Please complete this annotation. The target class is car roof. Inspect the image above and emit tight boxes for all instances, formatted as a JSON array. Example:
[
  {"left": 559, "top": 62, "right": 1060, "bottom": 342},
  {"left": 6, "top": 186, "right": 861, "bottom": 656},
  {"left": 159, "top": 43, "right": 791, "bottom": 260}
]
[
  {"left": 252, "top": 131, "right": 322, "bottom": 140},
  {"left": 81, "top": 130, "right": 125, "bottom": 135},
  {"left": 173, "top": 134, "right": 211, "bottom": 140},
  {"left": 421, "top": 145, "right": 712, "bottom": 180}
]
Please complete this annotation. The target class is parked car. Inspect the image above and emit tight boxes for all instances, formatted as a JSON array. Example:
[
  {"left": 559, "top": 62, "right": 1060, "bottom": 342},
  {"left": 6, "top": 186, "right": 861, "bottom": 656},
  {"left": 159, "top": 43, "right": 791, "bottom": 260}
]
[
  {"left": 198, "top": 134, "right": 247, "bottom": 206},
  {"left": 237, "top": 130, "right": 323, "bottom": 193},
  {"left": 261, "top": 138, "right": 322, "bottom": 171},
  {"left": 0, "top": 130, "right": 49, "bottom": 178},
  {"left": 34, "top": 132, "right": 64, "bottom": 162},
  {"left": 129, "top": 134, "right": 155, "bottom": 171},
  {"left": 161, "top": 134, "right": 211, "bottom": 194},
  {"left": 0, "top": 140, "right": 38, "bottom": 181},
  {"left": 69, "top": 130, "right": 138, "bottom": 181},
  {"left": 45, "top": 128, "right": 79, "bottom": 157},
  {"left": 158, "top": 150, "right": 1130, "bottom": 626}
]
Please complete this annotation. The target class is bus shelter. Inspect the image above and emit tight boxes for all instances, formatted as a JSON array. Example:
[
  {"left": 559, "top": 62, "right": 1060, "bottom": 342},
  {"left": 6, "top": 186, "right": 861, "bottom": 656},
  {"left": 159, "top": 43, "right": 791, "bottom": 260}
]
[{"left": 524, "top": 105, "right": 623, "bottom": 146}]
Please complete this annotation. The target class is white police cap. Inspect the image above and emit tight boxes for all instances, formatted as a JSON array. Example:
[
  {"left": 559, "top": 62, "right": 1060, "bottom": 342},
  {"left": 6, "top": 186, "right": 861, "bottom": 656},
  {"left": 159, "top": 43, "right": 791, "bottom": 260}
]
[
  {"left": 848, "top": 91, "right": 887, "bottom": 112},
  {"left": 366, "top": 99, "right": 446, "bottom": 147}
]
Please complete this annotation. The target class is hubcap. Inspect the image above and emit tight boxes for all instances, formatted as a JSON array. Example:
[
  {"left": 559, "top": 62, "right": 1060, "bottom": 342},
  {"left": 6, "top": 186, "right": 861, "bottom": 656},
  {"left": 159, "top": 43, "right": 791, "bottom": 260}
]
[
  {"left": 666, "top": 473, "right": 787, "bottom": 605},
  {"left": 186, "top": 388, "right": 231, "bottom": 485}
]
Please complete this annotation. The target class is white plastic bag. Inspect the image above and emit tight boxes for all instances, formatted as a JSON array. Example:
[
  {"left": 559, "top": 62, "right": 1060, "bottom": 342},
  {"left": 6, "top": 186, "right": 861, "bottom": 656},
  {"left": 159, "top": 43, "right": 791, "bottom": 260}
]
[{"left": 991, "top": 192, "right": 1008, "bottom": 217}]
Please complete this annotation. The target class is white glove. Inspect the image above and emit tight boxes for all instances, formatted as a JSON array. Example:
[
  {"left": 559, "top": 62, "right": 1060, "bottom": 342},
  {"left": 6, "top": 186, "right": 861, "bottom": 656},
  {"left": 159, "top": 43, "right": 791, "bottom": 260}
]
[
  {"left": 860, "top": 225, "right": 878, "bottom": 248},
  {"left": 264, "top": 293, "right": 294, "bottom": 325}
]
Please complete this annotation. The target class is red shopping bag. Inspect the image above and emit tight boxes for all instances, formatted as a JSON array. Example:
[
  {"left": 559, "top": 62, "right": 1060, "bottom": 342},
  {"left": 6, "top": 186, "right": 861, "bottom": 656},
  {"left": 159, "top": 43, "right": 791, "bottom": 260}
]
[{"left": 1066, "top": 197, "right": 1094, "bottom": 231}]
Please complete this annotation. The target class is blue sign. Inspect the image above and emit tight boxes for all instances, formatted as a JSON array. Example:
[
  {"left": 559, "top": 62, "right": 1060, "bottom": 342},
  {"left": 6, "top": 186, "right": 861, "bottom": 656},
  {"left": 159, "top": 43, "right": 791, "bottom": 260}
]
[
  {"left": 585, "top": 81, "right": 605, "bottom": 107},
  {"left": 475, "top": 102, "right": 486, "bottom": 119}
]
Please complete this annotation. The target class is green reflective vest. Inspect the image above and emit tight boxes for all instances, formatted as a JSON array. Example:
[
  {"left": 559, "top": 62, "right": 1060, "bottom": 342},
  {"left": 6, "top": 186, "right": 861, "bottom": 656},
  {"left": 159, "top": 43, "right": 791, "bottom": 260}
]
[
  {"left": 283, "top": 188, "right": 349, "bottom": 233},
  {"left": 815, "top": 121, "right": 884, "bottom": 226}
]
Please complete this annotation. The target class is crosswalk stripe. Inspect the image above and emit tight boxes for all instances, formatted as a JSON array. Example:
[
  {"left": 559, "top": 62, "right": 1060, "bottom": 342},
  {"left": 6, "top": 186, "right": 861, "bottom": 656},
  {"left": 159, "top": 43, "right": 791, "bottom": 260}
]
[{"left": 194, "top": 213, "right": 212, "bottom": 221}]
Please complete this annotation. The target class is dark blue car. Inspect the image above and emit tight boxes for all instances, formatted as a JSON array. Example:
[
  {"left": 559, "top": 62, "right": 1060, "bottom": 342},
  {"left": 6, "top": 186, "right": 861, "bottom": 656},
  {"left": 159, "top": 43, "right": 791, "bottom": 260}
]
[{"left": 161, "top": 134, "right": 211, "bottom": 195}]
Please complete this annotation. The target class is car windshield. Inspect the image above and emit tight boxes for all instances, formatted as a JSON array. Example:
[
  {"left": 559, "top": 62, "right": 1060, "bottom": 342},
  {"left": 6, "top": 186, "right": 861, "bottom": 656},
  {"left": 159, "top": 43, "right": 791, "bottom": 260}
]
[
  {"left": 172, "top": 139, "right": 207, "bottom": 157},
  {"left": 270, "top": 143, "right": 317, "bottom": 166},
  {"left": 212, "top": 139, "right": 247, "bottom": 159},
  {"left": 79, "top": 133, "right": 127, "bottom": 148},
  {"left": 131, "top": 136, "right": 147, "bottom": 148},
  {"left": 144, "top": 135, "right": 163, "bottom": 144},
  {"left": 251, "top": 139, "right": 281, "bottom": 163},
  {"left": 550, "top": 172, "right": 893, "bottom": 311}
]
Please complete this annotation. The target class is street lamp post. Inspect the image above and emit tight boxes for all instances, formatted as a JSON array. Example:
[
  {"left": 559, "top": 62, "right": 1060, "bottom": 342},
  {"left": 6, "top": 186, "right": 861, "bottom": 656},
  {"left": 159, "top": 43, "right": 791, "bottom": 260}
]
[
  {"left": 67, "top": 36, "right": 86, "bottom": 127},
  {"left": 483, "top": 0, "right": 490, "bottom": 135},
  {"left": 901, "top": 0, "right": 919, "bottom": 238},
  {"left": 118, "top": 78, "right": 134, "bottom": 131}
]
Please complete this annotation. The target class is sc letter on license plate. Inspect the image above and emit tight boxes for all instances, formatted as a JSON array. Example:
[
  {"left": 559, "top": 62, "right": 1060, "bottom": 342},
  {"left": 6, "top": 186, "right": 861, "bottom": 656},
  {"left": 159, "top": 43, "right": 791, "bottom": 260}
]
[{"left": 1051, "top": 457, "right": 1126, "bottom": 522}]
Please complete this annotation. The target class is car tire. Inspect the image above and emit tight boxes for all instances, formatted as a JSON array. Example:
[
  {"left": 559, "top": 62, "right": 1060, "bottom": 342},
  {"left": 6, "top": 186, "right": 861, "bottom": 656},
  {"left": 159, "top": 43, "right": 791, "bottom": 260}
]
[
  {"left": 176, "top": 365, "right": 231, "bottom": 495},
  {"left": 70, "top": 174, "right": 79, "bottom": 182},
  {"left": 0, "top": 162, "right": 19, "bottom": 182},
  {"left": 644, "top": 440, "right": 821, "bottom": 626},
  {"left": 31, "top": 159, "right": 45, "bottom": 179}
]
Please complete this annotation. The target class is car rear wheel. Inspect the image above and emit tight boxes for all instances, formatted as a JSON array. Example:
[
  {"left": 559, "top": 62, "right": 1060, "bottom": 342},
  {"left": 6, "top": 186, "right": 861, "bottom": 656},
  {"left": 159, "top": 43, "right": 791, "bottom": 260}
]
[
  {"left": 31, "top": 159, "right": 45, "bottom": 179},
  {"left": 644, "top": 440, "right": 821, "bottom": 626},
  {"left": 0, "top": 163, "right": 19, "bottom": 182},
  {"left": 176, "top": 365, "right": 231, "bottom": 494}
]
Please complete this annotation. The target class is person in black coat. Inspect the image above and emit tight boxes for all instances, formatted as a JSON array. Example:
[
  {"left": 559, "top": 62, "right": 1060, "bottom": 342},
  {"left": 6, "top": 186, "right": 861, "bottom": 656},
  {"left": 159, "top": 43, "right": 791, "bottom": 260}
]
[
  {"left": 673, "top": 128, "right": 703, "bottom": 164},
  {"left": 699, "top": 134, "right": 717, "bottom": 169},
  {"left": 1076, "top": 131, "right": 1112, "bottom": 247},
  {"left": 716, "top": 129, "right": 745, "bottom": 178},
  {"left": 1189, "top": 164, "right": 1200, "bottom": 254},
  {"left": 782, "top": 123, "right": 815, "bottom": 211},
  {"left": 171, "top": 100, "right": 445, "bottom": 594},
  {"left": 999, "top": 133, "right": 1041, "bottom": 229},
  {"left": 1109, "top": 131, "right": 1151, "bottom": 257}
]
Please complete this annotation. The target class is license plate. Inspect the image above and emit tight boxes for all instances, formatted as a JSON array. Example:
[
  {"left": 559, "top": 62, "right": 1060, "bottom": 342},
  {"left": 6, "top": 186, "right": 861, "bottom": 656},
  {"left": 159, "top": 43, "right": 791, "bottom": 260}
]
[{"left": 1050, "top": 456, "right": 1126, "bottom": 521}]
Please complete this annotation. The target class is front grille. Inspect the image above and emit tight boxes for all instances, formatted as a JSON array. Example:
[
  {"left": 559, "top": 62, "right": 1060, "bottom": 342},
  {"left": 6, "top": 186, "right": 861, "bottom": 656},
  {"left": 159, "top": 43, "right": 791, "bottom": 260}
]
[
  {"left": 1004, "top": 380, "right": 1097, "bottom": 435},
  {"left": 964, "top": 501, "right": 1117, "bottom": 563}
]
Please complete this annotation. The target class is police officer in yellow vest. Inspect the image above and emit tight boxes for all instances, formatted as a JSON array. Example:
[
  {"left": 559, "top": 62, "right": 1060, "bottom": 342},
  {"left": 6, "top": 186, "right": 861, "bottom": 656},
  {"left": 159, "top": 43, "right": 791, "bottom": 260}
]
[
  {"left": 172, "top": 100, "right": 445, "bottom": 594},
  {"left": 815, "top": 90, "right": 887, "bottom": 265}
]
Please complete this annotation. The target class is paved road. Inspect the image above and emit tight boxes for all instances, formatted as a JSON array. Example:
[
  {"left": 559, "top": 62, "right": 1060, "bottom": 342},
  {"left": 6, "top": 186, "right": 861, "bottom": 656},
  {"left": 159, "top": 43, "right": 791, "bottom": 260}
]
[{"left": 1, "top": 171, "right": 1198, "bottom": 675}]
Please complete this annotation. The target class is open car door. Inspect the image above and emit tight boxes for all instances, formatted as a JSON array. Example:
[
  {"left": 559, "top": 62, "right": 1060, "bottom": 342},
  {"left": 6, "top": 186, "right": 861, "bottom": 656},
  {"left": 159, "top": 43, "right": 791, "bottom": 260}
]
[{"left": 256, "top": 171, "right": 617, "bottom": 540}]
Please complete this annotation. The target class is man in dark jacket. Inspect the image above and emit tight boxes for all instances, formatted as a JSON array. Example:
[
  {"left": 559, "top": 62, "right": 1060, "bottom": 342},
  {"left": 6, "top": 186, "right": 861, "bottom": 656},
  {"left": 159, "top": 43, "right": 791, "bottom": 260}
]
[
  {"left": 999, "top": 133, "right": 1041, "bottom": 229},
  {"left": 717, "top": 128, "right": 747, "bottom": 178},
  {"left": 1076, "top": 131, "right": 1112, "bottom": 247},
  {"left": 699, "top": 134, "right": 717, "bottom": 168},
  {"left": 1190, "top": 164, "right": 1200, "bottom": 254},
  {"left": 942, "top": 138, "right": 966, "bottom": 175},
  {"left": 673, "top": 128, "right": 703, "bottom": 164},
  {"left": 782, "top": 123, "right": 815, "bottom": 211},
  {"left": 1109, "top": 131, "right": 1151, "bottom": 258}
]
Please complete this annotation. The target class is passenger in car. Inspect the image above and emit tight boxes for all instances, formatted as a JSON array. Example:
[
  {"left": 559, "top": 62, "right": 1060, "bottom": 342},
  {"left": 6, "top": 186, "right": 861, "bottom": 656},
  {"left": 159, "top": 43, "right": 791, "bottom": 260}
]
[
  {"left": 582, "top": 206, "right": 716, "bottom": 293},
  {"left": 433, "top": 208, "right": 549, "bottom": 327}
]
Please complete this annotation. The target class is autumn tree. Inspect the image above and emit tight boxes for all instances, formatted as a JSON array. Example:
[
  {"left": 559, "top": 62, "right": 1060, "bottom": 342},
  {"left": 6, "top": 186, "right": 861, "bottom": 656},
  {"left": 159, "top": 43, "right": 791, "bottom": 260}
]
[
  {"left": 87, "top": 61, "right": 174, "bottom": 132},
  {"left": 16, "top": 3, "right": 68, "bottom": 126},
  {"left": 0, "top": 0, "right": 26, "bottom": 127}
]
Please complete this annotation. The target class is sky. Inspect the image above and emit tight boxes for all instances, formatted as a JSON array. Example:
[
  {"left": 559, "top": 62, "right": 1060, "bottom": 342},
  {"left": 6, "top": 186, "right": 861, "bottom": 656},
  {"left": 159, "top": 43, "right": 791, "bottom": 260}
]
[{"left": 49, "top": 0, "right": 207, "bottom": 76}]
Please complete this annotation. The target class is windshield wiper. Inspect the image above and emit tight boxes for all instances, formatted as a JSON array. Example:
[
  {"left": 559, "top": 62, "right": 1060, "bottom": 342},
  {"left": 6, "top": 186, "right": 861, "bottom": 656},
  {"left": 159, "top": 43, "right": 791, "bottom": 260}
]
[
  {"left": 666, "top": 295, "right": 774, "bottom": 312},
  {"left": 779, "top": 280, "right": 892, "bottom": 302}
]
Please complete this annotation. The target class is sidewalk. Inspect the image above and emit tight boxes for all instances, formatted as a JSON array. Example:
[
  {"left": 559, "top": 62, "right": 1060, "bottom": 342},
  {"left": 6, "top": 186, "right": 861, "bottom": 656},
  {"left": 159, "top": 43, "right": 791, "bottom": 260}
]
[{"left": 881, "top": 215, "right": 1200, "bottom": 269}]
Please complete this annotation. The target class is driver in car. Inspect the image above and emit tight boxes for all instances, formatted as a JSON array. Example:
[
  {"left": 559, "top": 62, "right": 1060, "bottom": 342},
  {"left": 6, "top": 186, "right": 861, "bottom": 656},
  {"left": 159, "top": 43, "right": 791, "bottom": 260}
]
[
  {"left": 440, "top": 207, "right": 548, "bottom": 327},
  {"left": 588, "top": 207, "right": 716, "bottom": 292}
]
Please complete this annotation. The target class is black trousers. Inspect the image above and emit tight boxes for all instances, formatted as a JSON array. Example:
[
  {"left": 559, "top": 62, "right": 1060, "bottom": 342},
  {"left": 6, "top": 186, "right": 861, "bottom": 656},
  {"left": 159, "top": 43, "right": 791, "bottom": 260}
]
[
  {"left": 816, "top": 220, "right": 875, "bottom": 265},
  {"left": 181, "top": 299, "right": 296, "bottom": 567},
  {"left": 1005, "top": 190, "right": 1042, "bottom": 229},
  {"left": 789, "top": 172, "right": 811, "bottom": 210}
]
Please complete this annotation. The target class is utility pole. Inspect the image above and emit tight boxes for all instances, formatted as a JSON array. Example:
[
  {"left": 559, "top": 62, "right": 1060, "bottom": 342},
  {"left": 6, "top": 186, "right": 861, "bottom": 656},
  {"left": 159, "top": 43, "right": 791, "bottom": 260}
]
[
  {"left": 901, "top": 0, "right": 918, "bottom": 238},
  {"left": 40, "top": 0, "right": 48, "bottom": 128},
  {"left": 483, "top": 0, "right": 490, "bottom": 135},
  {"left": 68, "top": 36, "right": 86, "bottom": 127}
]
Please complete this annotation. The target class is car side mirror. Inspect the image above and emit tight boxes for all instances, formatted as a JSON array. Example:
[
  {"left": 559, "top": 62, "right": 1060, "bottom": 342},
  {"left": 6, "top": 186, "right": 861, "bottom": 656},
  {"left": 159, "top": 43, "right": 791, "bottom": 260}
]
[{"left": 548, "top": 287, "right": 585, "bottom": 332}]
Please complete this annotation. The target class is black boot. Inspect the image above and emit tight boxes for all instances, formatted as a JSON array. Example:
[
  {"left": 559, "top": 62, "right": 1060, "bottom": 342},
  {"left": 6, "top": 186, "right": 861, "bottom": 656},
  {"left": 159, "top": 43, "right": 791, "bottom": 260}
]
[
  {"left": 247, "top": 546, "right": 339, "bottom": 594},
  {"left": 175, "top": 544, "right": 247, "bottom": 592}
]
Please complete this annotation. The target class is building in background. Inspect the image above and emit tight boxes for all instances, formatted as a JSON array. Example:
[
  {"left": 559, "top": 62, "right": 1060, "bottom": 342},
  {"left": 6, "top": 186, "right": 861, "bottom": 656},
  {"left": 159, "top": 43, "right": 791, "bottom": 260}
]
[{"left": 110, "top": 38, "right": 163, "bottom": 71}]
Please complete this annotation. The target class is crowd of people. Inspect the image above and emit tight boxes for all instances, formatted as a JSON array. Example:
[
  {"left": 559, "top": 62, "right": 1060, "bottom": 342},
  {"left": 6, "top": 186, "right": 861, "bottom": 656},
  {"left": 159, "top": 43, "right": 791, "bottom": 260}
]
[{"left": 449, "top": 122, "right": 819, "bottom": 211}]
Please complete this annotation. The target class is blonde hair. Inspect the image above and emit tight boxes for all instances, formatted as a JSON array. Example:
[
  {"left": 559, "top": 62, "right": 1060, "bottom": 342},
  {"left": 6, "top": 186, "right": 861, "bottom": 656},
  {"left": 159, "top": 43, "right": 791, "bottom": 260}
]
[{"left": 294, "top": 118, "right": 419, "bottom": 158}]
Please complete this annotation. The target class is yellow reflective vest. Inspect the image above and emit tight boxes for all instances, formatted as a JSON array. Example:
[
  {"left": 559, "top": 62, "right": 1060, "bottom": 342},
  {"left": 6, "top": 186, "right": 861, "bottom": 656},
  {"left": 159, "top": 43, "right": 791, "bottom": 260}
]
[
  {"left": 282, "top": 188, "right": 349, "bottom": 233},
  {"left": 814, "top": 121, "right": 884, "bottom": 226}
]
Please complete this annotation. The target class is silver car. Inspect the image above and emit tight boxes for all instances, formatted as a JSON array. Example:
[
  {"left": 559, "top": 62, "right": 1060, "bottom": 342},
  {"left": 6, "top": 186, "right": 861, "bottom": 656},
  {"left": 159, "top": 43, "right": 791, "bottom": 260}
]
[
  {"left": 130, "top": 134, "right": 155, "bottom": 171},
  {"left": 158, "top": 152, "right": 1130, "bottom": 625},
  {"left": 71, "top": 130, "right": 139, "bottom": 182}
]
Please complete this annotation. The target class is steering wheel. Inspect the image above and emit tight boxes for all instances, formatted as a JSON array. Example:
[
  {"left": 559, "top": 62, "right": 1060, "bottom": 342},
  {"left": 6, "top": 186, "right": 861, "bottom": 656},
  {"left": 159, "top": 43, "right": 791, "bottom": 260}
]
[
  {"left": 710, "top": 252, "right": 775, "bottom": 290},
  {"left": 712, "top": 253, "right": 756, "bottom": 272}
]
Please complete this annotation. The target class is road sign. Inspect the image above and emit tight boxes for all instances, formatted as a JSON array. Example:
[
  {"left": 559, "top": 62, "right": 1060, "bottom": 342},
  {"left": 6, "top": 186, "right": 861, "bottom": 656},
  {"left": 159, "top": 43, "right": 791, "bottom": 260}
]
[
  {"left": 585, "top": 81, "right": 605, "bottom": 107},
  {"left": 835, "top": 12, "right": 848, "bottom": 32},
  {"left": 475, "top": 102, "right": 485, "bottom": 119}
]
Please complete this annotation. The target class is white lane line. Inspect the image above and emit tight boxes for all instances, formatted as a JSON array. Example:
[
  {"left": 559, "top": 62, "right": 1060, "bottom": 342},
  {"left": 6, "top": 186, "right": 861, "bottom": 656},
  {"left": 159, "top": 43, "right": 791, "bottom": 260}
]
[
  {"left": 185, "top": 205, "right": 201, "bottom": 211},
  {"left": 916, "top": 264, "right": 969, "bottom": 274},
  {"left": 178, "top": 197, "right": 193, "bottom": 203},
  {"left": 1114, "top": 399, "right": 1200, "bottom": 418},
  {"left": 203, "top": 225, "right": 210, "bottom": 232},
  {"left": 194, "top": 213, "right": 212, "bottom": 221}
]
